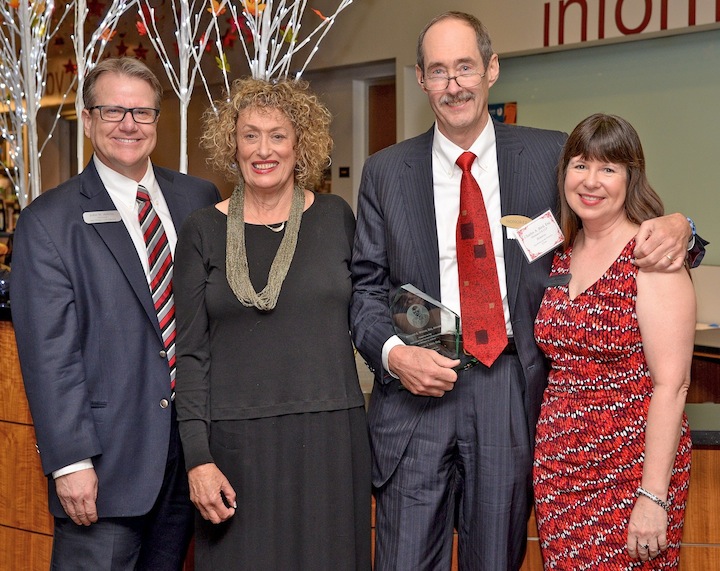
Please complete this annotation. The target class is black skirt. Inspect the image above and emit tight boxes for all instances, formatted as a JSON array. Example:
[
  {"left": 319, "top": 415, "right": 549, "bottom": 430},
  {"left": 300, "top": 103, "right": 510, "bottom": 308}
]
[{"left": 193, "top": 406, "right": 371, "bottom": 571}]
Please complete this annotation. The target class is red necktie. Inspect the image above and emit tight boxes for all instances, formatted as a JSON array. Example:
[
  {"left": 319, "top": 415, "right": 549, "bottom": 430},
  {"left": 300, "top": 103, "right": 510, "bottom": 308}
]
[
  {"left": 136, "top": 185, "right": 176, "bottom": 392},
  {"left": 455, "top": 152, "right": 507, "bottom": 366}
]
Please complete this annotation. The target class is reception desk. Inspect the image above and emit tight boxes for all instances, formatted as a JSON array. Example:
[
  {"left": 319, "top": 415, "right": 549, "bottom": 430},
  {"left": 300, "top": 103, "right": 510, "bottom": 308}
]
[
  {"left": 677, "top": 327, "right": 720, "bottom": 570},
  {"left": 2, "top": 310, "right": 719, "bottom": 570},
  {"left": 0, "top": 310, "right": 53, "bottom": 570}
]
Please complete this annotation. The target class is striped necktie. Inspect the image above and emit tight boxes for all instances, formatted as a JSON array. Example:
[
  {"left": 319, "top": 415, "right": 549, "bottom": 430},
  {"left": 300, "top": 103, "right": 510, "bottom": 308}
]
[
  {"left": 455, "top": 151, "right": 508, "bottom": 366},
  {"left": 136, "top": 185, "right": 176, "bottom": 392}
]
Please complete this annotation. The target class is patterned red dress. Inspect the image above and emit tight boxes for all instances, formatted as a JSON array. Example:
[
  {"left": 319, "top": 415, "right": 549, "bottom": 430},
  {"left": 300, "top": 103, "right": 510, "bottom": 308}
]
[{"left": 533, "top": 239, "right": 691, "bottom": 570}]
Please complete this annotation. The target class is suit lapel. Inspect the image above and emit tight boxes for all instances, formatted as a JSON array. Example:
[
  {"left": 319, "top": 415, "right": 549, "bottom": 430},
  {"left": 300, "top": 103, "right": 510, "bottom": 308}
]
[
  {"left": 400, "top": 129, "right": 442, "bottom": 300},
  {"left": 495, "top": 121, "right": 530, "bottom": 316},
  {"left": 154, "top": 166, "right": 188, "bottom": 227},
  {"left": 79, "top": 162, "right": 163, "bottom": 341}
]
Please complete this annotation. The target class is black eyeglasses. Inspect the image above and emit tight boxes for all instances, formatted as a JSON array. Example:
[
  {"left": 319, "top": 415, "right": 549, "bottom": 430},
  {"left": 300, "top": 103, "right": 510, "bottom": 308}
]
[
  {"left": 422, "top": 71, "right": 486, "bottom": 91},
  {"left": 87, "top": 105, "right": 160, "bottom": 124}
]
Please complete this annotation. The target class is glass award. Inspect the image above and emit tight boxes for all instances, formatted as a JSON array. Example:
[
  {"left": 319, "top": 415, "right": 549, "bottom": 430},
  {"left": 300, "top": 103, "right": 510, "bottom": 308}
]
[{"left": 391, "top": 284, "right": 461, "bottom": 360}]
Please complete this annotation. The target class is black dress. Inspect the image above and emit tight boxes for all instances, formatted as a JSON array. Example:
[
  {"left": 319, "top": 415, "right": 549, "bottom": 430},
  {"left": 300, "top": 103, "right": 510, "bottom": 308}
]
[{"left": 174, "top": 193, "right": 371, "bottom": 570}]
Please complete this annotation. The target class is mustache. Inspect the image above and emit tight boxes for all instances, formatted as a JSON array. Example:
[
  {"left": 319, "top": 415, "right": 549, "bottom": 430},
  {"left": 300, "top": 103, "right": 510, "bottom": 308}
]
[{"left": 440, "top": 91, "right": 475, "bottom": 105}]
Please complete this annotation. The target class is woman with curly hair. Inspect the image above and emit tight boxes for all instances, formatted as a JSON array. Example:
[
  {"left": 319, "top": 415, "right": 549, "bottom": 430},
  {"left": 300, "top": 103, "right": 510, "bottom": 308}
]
[{"left": 173, "top": 78, "right": 371, "bottom": 570}]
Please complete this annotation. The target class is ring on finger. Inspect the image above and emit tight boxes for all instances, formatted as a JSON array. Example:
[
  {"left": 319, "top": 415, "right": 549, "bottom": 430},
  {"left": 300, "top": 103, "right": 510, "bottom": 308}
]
[
  {"left": 639, "top": 544, "right": 649, "bottom": 550},
  {"left": 666, "top": 254, "right": 674, "bottom": 262}
]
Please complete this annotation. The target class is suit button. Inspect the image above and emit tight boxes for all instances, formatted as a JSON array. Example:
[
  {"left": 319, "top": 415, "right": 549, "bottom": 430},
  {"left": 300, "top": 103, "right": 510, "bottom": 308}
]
[
  {"left": 159, "top": 350, "right": 167, "bottom": 358},
  {"left": 160, "top": 399, "right": 169, "bottom": 409}
]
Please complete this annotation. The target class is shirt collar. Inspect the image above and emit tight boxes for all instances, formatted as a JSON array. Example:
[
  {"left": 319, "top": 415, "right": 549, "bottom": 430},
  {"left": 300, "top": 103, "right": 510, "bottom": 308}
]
[
  {"left": 432, "top": 119, "right": 497, "bottom": 176},
  {"left": 93, "top": 156, "right": 155, "bottom": 208}
]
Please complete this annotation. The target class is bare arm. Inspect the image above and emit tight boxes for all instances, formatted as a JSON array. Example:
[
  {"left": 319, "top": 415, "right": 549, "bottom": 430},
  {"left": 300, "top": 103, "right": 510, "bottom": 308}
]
[{"left": 626, "top": 268, "right": 695, "bottom": 561}]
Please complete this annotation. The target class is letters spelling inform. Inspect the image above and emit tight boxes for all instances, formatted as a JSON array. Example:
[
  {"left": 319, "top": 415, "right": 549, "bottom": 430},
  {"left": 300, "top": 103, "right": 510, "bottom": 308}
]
[{"left": 543, "top": 0, "right": 720, "bottom": 47}]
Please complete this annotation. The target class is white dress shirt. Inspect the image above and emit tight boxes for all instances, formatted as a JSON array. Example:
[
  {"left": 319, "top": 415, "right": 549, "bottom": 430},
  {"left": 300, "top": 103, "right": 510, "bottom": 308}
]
[{"left": 382, "top": 121, "right": 513, "bottom": 375}]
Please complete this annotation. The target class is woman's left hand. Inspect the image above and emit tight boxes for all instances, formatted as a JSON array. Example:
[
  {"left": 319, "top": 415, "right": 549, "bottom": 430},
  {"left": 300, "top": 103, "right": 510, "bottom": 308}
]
[
  {"left": 626, "top": 496, "right": 669, "bottom": 561},
  {"left": 188, "top": 462, "right": 237, "bottom": 524}
]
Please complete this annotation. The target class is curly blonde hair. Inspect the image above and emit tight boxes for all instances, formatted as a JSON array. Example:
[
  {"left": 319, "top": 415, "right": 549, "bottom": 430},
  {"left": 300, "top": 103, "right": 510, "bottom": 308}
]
[{"left": 201, "top": 78, "right": 332, "bottom": 189}]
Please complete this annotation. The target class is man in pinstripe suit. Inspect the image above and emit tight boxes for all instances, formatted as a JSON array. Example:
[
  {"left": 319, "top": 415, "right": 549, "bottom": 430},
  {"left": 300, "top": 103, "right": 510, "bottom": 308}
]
[{"left": 350, "top": 11, "right": 696, "bottom": 571}]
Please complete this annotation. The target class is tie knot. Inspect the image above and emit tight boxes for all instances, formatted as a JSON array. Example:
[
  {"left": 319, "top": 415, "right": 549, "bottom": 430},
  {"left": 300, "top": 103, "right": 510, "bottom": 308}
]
[
  {"left": 456, "top": 151, "right": 476, "bottom": 173},
  {"left": 136, "top": 185, "right": 150, "bottom": 204}
]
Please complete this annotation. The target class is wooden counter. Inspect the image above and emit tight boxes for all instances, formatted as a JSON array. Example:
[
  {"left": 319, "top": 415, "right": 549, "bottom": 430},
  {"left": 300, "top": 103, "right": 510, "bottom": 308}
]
[{"left": 0, "top": 319, "right": 53, "bottom": 570}]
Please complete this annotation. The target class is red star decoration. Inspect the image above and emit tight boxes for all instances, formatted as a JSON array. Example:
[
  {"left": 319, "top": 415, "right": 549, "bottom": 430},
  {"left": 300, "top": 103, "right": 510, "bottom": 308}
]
[
  {"left": 198, "top": 33, "right": 213, "bottom": 53},
  {"left": 222, "top": 28, "right": 238, "bottom": 48},
  {"left": 87, "top": 0, "right": 106, "bottom": 18},
  {"left": 63, "top": 59, "right": 78, "bottom": 75},
  {"left": 116, "top": 40, "right": 129, "bottom": 57},
  {"left": 134, "top": 42, "right": 149, "bottom": 60}
]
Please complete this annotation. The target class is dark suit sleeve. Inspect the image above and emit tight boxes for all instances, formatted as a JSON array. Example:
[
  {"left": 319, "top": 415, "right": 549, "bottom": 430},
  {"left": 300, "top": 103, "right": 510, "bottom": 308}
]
[
  {"left": 12, "top": 207, "right": 102, "bottom": 475},
  {"left": 689, "top": 234, "right": 708, "bottom": 268},
  {"left": 350, "top": 157, "right": 397, "bottom": 382},
  {"left": 173, "top": 211, "right": 214, "bottom": 470}
]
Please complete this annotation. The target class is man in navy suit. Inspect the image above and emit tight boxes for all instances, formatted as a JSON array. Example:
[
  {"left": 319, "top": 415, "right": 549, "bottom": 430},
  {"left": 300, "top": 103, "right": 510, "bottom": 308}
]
[
  {"left": 12, "top": 57, "right": 220, "bottom": 570},
  {"left": 351, "top": 12, "right": 699, "bottom": 571}
]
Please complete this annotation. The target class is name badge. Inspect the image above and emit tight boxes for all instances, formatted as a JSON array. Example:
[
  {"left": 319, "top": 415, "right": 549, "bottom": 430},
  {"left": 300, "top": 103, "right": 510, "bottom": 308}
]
[
  {"left": 501, "top": 215, "right": 532, "bottom": 241},
  {"left": 515, "top": 210, "right": 564, "bottom": 263},
  {"left": 83, "top": 210, "right": 122, "bottom": 224}
]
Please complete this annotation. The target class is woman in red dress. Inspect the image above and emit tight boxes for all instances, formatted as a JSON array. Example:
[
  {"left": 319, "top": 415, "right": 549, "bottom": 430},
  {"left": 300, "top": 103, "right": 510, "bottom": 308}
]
[{"left": 533, "top": 114, "right": 695, "bottom": 569}]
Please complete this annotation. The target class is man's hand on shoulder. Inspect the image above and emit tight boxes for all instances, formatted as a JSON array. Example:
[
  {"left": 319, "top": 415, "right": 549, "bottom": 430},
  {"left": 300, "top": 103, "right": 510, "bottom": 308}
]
[
  {"left": 633, "top": 213, "right": 691, "bottom": 272},
  {"left": 388, "top": 345, "right": 459, "bottom": 397},
  {"left": 55, "top": 468, "right": 99, "bottom": 526}
]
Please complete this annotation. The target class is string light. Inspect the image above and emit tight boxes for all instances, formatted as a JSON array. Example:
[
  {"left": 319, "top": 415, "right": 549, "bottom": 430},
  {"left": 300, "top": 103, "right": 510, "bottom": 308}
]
[
  {"left": 70, "top": 1, "right": 138, "bottom": 173},
  {"left": 137, "top": 0, "right": 232, "bottom": 174},
  {"left": 0, "top": 0, "right": 71, "bottom": 207},
  {"left": 0, "top": 0, "right": 352, "bottom": 208}
]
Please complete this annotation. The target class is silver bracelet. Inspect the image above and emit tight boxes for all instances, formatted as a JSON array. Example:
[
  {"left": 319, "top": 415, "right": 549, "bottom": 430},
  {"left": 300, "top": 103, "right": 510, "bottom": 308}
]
[{"left": 636, "top": 487, "right": 670, "bottom": 511}]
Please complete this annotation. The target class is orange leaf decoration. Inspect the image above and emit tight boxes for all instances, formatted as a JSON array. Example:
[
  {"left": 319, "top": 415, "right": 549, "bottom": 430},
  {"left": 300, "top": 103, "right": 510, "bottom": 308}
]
[
  {"left": 312, "top": 8, "right": 328, "bottom": 20},
  {"left": 100, "top": 28, "right": 117, "bottom": 42},
  {"left": 136, "top": 20, "right": 148, "bottom": 36},
  {"left": 9, "top": 0, "right": 20, "bottom": 8},
  {"left": 243, "top": 0, "right": 266, "bottom": 17},
  {"left": 208, "top": 0, "right": 226, "bottom": 16}
]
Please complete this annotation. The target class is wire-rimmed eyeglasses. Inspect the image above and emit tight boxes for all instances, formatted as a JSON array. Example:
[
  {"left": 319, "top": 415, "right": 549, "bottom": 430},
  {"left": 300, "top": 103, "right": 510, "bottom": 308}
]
[
  {"left": 421, "top": 71, "right": 486, "bottom": 91},
  {"left": 87, "top": 105, "right": 160, "bottom": 124}
]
